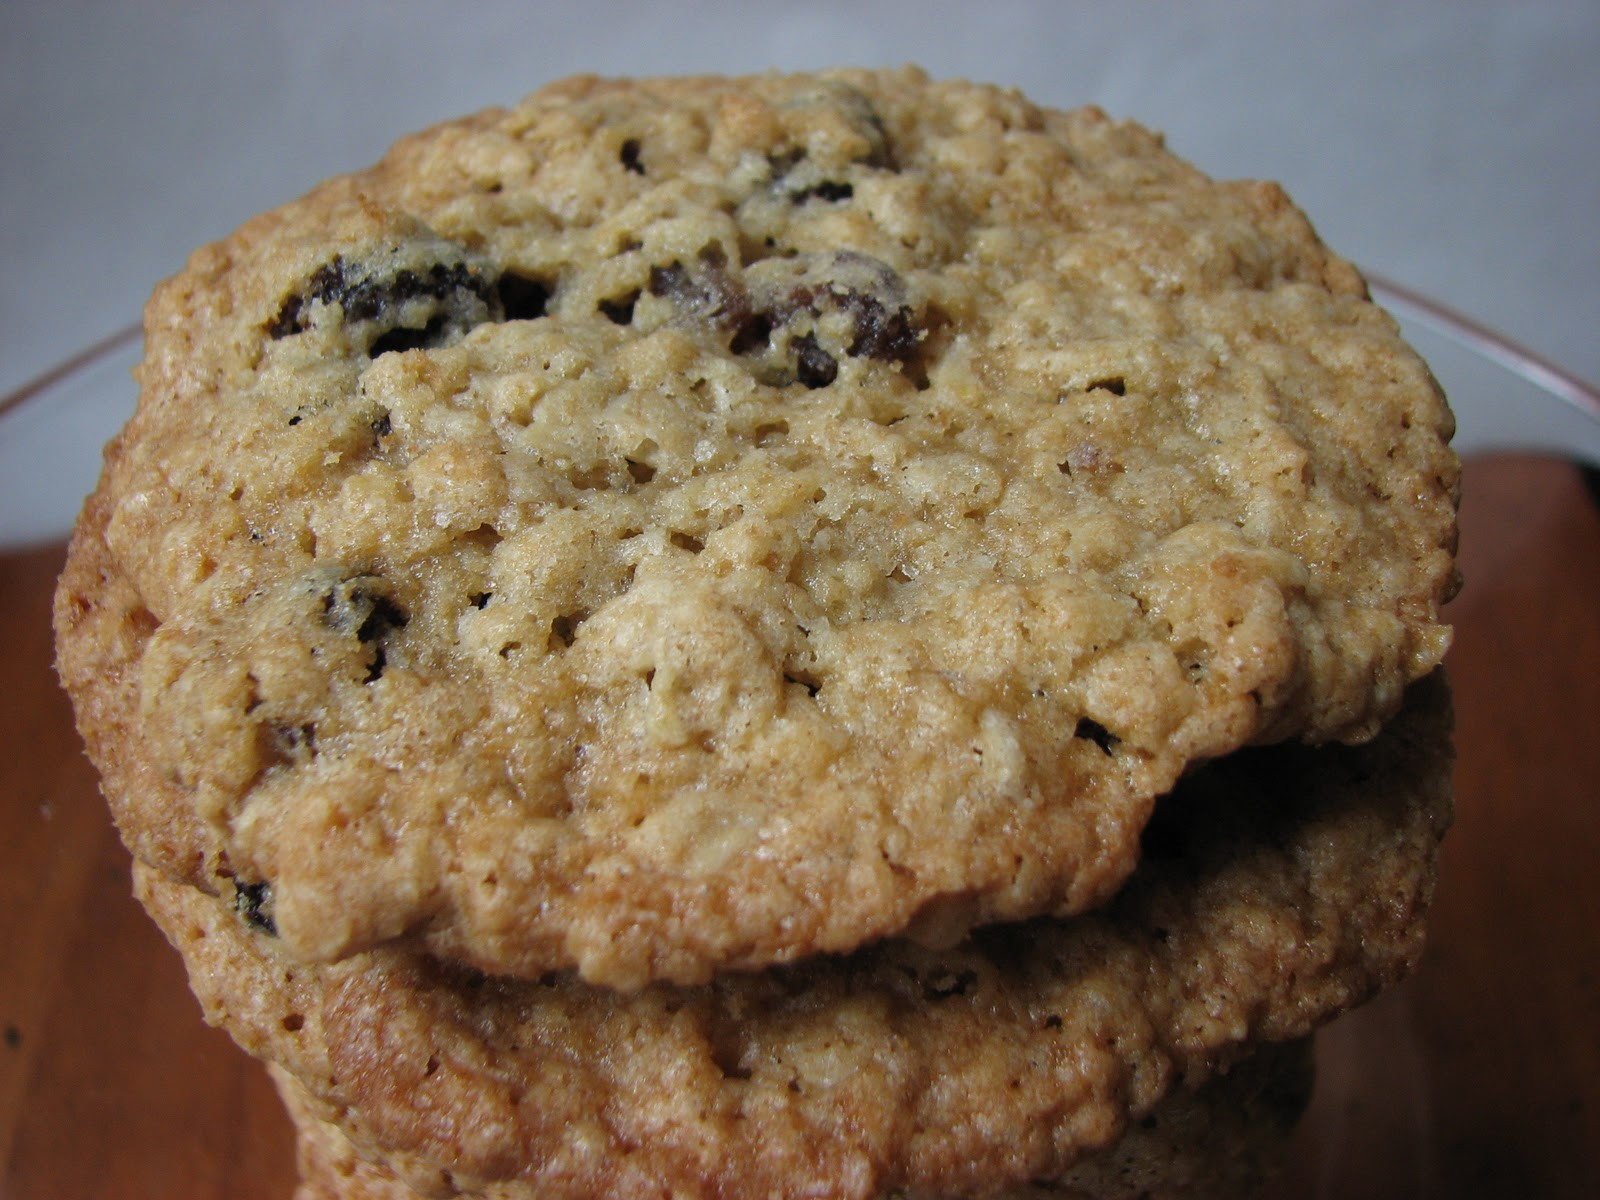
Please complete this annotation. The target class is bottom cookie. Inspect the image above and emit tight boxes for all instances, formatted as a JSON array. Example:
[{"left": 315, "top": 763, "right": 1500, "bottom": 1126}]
[
  {"left": 136, "top": 674, "right": 1451, "bottom": 1200},
  {"left": 274, "top": 1038, "right": 1312, "bottom": 1200}
]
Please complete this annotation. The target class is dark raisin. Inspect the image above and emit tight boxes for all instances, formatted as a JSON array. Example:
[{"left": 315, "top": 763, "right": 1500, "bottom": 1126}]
[
  {"left": 268, "top": 261, "right": 348, "bottom": 338},
  {"left": 358, "top": 598, "right": 405, "bottom": 681},
  {"left": 1074, "top": 717, "right": 1119, "bottom": 756},
  {"left": 354, "top": 594, "right": 406, "bottom": 645},
  {"left": 619, "top": 138, "right": 645, "bottom": 175},
  {"left": 370, "top": 411, "right": 393, "bottom": 439},
  {"left": 729, "top": 311, "right": 773, "bottom": 356},
  {"left": 345, "top": 262, "right": 490, "bottom": 325},
  {"left": 777, "top": 282, "right": 822, "bottom": 318},
  {"left": 497, "top": 272, "right": 551, "bottom": 321},
  {"left": 739, "top": 253, "right": 924, "bottom": 383},
  {"left": 840, "top": 290, "right": 918, "bottom": 363},
  {"left": 268, "top": 301, "right": 304, "bottom": 341},
  {"left": 793, "top": 334, "right": 838, "bottom": 388},
  {"left": 469, "top": 592, "right": 492, "bottom": 609},
  {"left": 648, "top": 250, "right": 752, "bottom": 331},
  {"left": 369, "top": 315, "right": 447, "bottom": 358},
  {"left": 233, "top": 880, "right": 277, "bottom": 936},
  {"left": 320, "top": 577, "right": 408, "bottom": 683},
  {"left": 266, "top": 251, "right": 499, "bottom": 357},
  {"left": 790, "top": 180, "right": 854, "bottom": 204}
]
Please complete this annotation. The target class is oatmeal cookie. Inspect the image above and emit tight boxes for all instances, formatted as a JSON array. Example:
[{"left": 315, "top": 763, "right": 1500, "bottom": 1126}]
[
  {"left": 57, "top": 68, "right": 1458, "bottom": 987},
  {"left": 273, "top": 1038, "right": 1310, "bottom": 1200},
  {"left": 136, "top": 675, "right": 1451, "bottom": 1200}
]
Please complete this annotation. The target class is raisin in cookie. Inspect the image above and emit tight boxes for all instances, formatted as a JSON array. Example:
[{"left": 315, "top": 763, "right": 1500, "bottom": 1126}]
[
  {"left": 56, "top": 69, "right": 1458, "bottom": 988},
  {"left": 135, "top": 674, "right": 1451, "bottom": 1200}
]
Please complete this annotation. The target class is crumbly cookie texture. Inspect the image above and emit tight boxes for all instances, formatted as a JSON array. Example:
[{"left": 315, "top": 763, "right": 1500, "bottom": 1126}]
[
  {"left": 136, "top": 674, "right": 1450, "bottom": 1200},
  {"left": 272, "top": 1039, "right": 1310, "bottom": 1200},
  {"left": 56, "top": 68, "right": 1459, "bottom": 987}
]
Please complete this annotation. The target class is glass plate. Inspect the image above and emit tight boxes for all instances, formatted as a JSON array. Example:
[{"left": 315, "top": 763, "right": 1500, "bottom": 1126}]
[{"left": 0, "top": 325, "right": 141, "bottom": 549}]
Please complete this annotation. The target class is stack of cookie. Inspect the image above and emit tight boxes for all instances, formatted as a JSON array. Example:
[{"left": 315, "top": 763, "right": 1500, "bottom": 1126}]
[{"left": 54, "top": 69, "right": 1459, "bottom": 1198}]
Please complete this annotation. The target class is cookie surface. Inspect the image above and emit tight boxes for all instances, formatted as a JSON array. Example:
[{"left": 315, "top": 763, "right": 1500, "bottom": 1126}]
[
  {"left": 57, "top": 68, "right": 1458, "bottom": 987},
  {"left": 138, "top": 675, "right": 1451, "bottom": 1200},
  {"left": 272, "top": 1039, "right": 1310, "bottom": 1200}
]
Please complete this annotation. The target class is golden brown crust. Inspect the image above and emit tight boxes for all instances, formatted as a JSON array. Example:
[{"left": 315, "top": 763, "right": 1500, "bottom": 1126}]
[
  {"left": 273, "top": 1039, "right": 1311, "bottom": 1200},
  {"left": 138, "top": 675, "right": 1450, "bottom": 1200},
  {"left": 58, "top": 68, "right": 1459, "bottom": 988}
]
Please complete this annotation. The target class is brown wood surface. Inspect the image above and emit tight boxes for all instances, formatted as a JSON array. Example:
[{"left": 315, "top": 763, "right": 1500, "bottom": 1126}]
[{"left": 2, "top": 454, "right": 1596, "bottom": 1199}]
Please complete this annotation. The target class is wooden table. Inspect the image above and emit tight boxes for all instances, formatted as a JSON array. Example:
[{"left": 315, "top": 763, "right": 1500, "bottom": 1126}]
[{"left": 3, "top": 454, "right": 1596, "bottom": 1198}]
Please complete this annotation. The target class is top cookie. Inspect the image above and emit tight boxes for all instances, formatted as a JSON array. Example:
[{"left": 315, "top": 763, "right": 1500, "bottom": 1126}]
[{"left": 55, "top": 68, "right": 1458, "bottom": 988}]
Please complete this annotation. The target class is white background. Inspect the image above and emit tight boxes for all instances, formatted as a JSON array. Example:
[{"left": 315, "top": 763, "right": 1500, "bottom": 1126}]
[{"left": 3, "top": 1, "right": 1597, "bottom": 543}]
